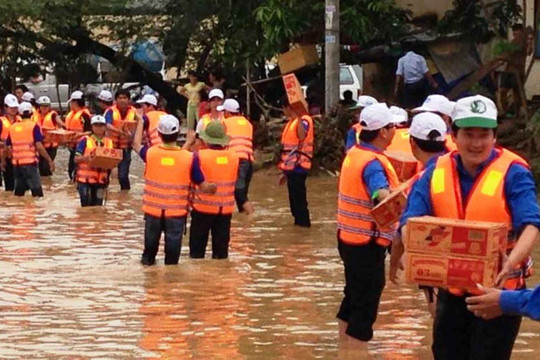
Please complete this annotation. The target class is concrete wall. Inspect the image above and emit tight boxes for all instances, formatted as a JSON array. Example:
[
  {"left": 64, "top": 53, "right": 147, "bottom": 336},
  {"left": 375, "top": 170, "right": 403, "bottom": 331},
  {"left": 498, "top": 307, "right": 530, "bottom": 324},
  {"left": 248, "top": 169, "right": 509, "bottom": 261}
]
[{"left": 395, "top": 0, "right": 453, "bottom": 19}]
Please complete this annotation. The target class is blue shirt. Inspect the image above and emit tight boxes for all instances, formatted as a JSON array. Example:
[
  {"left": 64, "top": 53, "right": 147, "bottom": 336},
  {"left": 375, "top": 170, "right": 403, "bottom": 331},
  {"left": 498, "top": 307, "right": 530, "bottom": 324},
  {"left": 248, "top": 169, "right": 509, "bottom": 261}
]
[
  {"left": 359, "top": 142, "right": 390, "bottom": 198},
  {"left": 5, "top": 123, "right": 43, "bottom": 146},
  {"left": 500, "top": 285, "right": 540, "bottom": 321},
  {"left": 138, "top": 145, "right": 205, "bottom": 185},
  {"left": 345, "top": 127, "right": 357, "bottom": 151},
  {"left": 104, "top": 109, "right": 114, "bottom": 125},
  {"left": 400, "top": 149, "right": 540, "bottom": 234}
]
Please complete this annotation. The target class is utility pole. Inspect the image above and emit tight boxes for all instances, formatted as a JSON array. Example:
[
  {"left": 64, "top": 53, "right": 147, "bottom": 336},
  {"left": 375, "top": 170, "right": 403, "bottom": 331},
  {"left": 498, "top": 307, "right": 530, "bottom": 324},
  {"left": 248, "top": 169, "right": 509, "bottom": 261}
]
[{"left": 325, "top": 0, "right": 340, "bottom": 113}]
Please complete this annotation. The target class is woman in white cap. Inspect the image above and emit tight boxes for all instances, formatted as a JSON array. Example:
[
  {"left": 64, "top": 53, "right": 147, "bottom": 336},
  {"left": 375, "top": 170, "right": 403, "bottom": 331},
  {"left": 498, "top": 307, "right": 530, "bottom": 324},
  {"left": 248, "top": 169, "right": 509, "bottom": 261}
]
[
  {"left": 36, "top": 96, "right": 63, "bottom": 176},
  {"left": 74, "top": 115, "right": 114, "bottom": 207}
]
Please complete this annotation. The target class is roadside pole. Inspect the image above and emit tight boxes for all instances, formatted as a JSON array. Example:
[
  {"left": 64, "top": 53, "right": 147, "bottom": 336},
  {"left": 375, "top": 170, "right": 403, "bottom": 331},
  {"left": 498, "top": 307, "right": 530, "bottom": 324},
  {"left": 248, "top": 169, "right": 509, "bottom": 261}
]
[{"left": 325, "top": 0, "right": 340, "bottom": 113}]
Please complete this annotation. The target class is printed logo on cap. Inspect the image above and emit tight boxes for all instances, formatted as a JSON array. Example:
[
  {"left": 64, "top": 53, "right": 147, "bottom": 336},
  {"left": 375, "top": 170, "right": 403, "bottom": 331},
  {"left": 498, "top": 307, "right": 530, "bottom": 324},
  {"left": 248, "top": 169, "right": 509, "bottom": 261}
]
[{"left": 470, "top": 100, "right": 487, "bottom": 114}]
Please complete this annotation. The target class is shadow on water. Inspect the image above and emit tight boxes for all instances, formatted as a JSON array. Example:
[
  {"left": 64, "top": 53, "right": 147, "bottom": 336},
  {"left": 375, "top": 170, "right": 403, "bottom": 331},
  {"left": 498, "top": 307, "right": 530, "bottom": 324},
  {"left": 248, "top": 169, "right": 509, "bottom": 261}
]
[{"left": 0, "top": 148, "right": 538, "bottom": 359}]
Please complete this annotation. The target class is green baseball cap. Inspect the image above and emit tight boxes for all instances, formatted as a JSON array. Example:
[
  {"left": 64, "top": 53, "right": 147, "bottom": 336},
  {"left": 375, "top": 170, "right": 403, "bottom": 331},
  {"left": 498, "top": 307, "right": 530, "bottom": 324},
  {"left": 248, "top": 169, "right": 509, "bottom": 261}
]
[
  {"left": 199, "top": 121, "right": 230, "bottom": 146},
  {"left": 452, "top": 95, "right": 498, "bottom": 129}
]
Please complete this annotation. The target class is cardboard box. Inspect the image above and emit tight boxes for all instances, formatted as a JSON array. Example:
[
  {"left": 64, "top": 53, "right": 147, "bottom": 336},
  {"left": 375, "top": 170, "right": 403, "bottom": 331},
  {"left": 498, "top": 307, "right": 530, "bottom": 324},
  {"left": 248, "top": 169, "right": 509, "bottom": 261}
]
[
  {"left": 283, "top": 73, "right": 309, "bottom": 116},
  {"left": 385, "top": 150, "right": 419, "bottom": 182},
  {"left": 405, "top": 252, "right": 499, "bottom": 292},
  {"left": 120, "top": 120, "right": 137, "bottom": 132},
  {"left": 44, "top": 129, "right": 76, "bottom": 145},
  {"left": 278, "top": 45, "right": 319, "bottom": 74},
  {"left": 371, "top": 180, "right": 410, "bottom": 229},
  {"left": 405, "top": 217, "right": 508, "bottom": 258},
  {"left": 89, "top": 147, "right": 123, "bottom": 170}
]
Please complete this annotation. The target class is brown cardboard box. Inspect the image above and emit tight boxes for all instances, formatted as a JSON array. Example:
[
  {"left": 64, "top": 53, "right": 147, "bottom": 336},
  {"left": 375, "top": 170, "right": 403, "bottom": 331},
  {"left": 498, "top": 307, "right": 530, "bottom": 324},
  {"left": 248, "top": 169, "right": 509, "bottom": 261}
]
[
  {"left": 405, "top": 217, "right": 508, "bottom": 258},
  {"left": 89, "top": 147, "right": 123, "bottom": 170},
  {"left": 371, "top": 180, "right": 410, "bottom": 229},
  {"left": 44, "top": 129, "right": 76, "bottom": 145},
  {"left": 120, "top": 120, "right": 137, "bottom": 132},
  {"left": 283, "top": 73, "right": 309, "bottom": 116},
  {"left": 278, "top": 46, "right": 319, "bottom": 74},
  {"left": 385, "top": 150, "right": 419, "bottom": 182},
  {"left": 405, "top": 252, "right": 499, "bottom": 292}
]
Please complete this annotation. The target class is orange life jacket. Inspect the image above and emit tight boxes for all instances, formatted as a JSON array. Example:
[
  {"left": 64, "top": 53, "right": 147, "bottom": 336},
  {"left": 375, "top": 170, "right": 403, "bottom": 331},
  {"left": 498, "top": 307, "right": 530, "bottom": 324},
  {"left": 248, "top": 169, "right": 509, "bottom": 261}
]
[
  {"left": 338, "top": 145, "right": 400, "bottom": 247},
  {"left": 193, "top": 148, "right": 239, "bottom": 215},
  {"left": 39, "top": 111, "right": 59, "bottom": 148},
  {"left": 145, "top": 110, "right": 167, "bottom": 147},
  {"left": 223, "top": 115, "right": 254, "bottom": 161},
  {"left": 76, "top": 136, "right": 113, "bottom": 185},
  {"left": 278, "top": 115, "right": 314, "bottom": 171},
  {"left": 31, "top": 108, "right": 40, "bottom": 124},
  {"left": 430, "top": 148, "right": 533, "bottom": 295},
  {"left": 199, "top": 113, "right": 224, "bottom": 131},
  {"left": 387, "top": 128, "right": 412, "bottom": 153},
  {"left": 110, "top": 105, "right": 137, "bottom": 149},
  {"left": 65, "top": 108, "right": 91, "bottom": 132},
  {"left": 445, "top": 134, "right": 457, "bottom": 151},
  {"left": 1, "top": 116, "right": 20, "bottom": 141},
  {"left": 142, "top": 146, "right": 193, "bottom": 218},
  {"left": 9, "top": 120, "right": 38, "bottom": 166}
]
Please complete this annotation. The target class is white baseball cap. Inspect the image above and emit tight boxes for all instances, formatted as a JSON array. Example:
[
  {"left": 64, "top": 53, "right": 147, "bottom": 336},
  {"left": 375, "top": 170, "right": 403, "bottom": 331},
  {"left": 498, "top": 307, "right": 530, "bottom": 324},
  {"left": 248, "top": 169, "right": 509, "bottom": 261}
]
[
  {"left": 90, "top": 115, "right": 107, "bottom": 125},
  {"left": 208, "top": 89, "right": 224, "bottom": 100},
  {"left": 217, "top": 99, "right": 240, "bottom": 113},
  {"left": 4, "top": 94, "right": 19, "bottom": 108},
  {"left": 18, "top": 102, "right": 33, "bottom": 115},
  {"left": 389, "top": 106, "right": 408, "bottom": 125},
  {"left": 158, "top": 114, "right": 180, "bottom": 135},
  {"left": 452, "top": 95, "right": 497, "bottom": 129},
  {"left": 359, "top": 103, "right": 398, "bottom": 131},
  {"left": 412, "top": 95, "right": 455, "bottom": 117},
  {"left": 409, "top": 113, "right": 447, "bottom": 142},
  {"left": 68, "top": 90, "right": 84, "bottom": 103},
  {"left": 136, "top": 94, "right": 158, "bottom": 106},
  {"left": 22, "top": 92, "right": 35, "bottom": 102},
  {"left": 98, "top": 90, "right": 113, "bottom": 102},
  {"left": 351, "top": 95, "right": 378, "bottom": 110},
  {"left": 37, "top": 96, "right": 51, "bottom": 105}
]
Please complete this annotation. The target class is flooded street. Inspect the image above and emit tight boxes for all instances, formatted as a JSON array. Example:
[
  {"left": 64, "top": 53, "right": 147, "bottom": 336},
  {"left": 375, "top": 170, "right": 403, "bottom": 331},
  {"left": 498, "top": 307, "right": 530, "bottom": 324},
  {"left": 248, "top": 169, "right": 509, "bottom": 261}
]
[{"left": 1, "top": 148, "right": 539, "bottom": 359}]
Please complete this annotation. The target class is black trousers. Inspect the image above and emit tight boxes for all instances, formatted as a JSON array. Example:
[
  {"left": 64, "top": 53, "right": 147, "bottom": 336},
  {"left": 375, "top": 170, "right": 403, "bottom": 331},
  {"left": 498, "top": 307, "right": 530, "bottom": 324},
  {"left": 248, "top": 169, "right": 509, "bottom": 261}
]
[
  {"left": 77, "top": 183, "right": 107, "bottom": 207},
  {"left": 2, "top": 160, "right": 14, "bottom": 191},
  {"left": 336, "top": 238, "right": 386, "bottom": 342},
  {"left": 286, "top": 172, "right": 310, "bottom": 227},
  {"left": 403, "top": 78, "right": 429, "bottom": 109},
  {"left": 189, "top": 210, "right": 232, "bottom": 259},
  {"left": 143, "top": 214, "right": 186, "bottom": 265},
  {"left": 432, "top": 289, "right": 522, "bottom": 360},
  {"left": 235, "top": 159, "right": 253, "bottom": 212},
  {"left": 39, "top": 147, "right": 57, "bottom": 177},
  {"left": 13, "top": 164, "right": 43, "bottom": 197},
  {"left": 68, "top": 148, "right": 76, "bottom": 181}
]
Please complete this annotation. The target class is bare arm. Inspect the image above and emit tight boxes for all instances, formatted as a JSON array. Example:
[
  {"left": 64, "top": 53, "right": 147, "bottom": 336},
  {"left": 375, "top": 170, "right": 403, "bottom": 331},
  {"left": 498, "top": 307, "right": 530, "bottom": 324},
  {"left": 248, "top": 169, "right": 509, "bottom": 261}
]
[
  {"left": 35, "top": 142, "right": 55, "bottom": 172},
  {"left": 496, "top": 225, "right": 539, "bottom": 286},
  {"left": 132, "top": 112, "right": 144, "bottom": 153},
  {"left": 394, "top": 75, "right": 403, "bottom": 97},
  {"left": 199, "top": 182, "right": 217, "bottom": 194},
  {"left": 389, "top": 234, "right": 405, "bottom": 284},
  {"left": 297, "top": 118, "right": 307, "bottom": 141}
]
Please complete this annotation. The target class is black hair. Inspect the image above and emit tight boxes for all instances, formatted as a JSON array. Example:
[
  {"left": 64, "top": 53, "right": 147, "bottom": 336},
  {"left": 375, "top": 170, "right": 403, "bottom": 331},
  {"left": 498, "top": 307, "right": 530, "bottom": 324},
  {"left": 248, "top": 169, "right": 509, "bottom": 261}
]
[
  {"left": 72, "top": 98, "right": 85, "bottom": 107},
  {"left": 359, "top": 129, "right": 380, "bottom": 143},
  {"left": 15, "top": 84, "right": 28, "bottom": 93},
  {"left": 451, "top": 123, "right": 497, "bottom": 137},
  {"left": 210, "top": 68, "right": 223, "bottom": 80},
  {"left": 99, "top": 99, "right": 113, "bottom": 105},
  {"left": 411, "top": 134, "right": 446, "bottom": 153},
  {"left": 188, "top": 70, "right": 198, "bottom": 78},
  {"left": 512, "top": 24, "right": 524, "bottom": 31},
  {"left": 343, "top": 90, "right": 353, "bottom": 100},
  {"left": 200, "top": 89, "right": 209, "bottom": 102},
  {"left": 159, "top": 132, "right": 179, "bottom": 143},
  {"left": 115, "top": 89, "right": 130, "bottom": 99}
]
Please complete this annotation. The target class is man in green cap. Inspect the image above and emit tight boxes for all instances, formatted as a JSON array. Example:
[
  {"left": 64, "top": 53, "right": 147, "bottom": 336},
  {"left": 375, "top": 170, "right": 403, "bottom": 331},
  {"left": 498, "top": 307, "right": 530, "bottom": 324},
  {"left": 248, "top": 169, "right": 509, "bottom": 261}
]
[
  {"left": 398, "top": 95, "right": 540, "bottom": 360},
  {"left": 189, "top": 121, "right": 240, "bottom": 259}
]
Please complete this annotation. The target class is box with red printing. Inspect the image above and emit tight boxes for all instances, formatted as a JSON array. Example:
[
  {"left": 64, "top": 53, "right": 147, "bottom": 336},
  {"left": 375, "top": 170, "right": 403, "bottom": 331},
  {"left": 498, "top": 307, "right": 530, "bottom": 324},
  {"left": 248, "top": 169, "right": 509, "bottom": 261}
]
[
  {"left": 120, "top": 120, "right": 137, "bottom": 132},
  {"left": 406, "top": 217, "right": 507, "bottom": 258},
  {"left": 283, "top": 73, "right": 309, "bottom": 116},
  {"left": 371, "top": 181, "right": 410, "bottom": 229},
  {"left": 405, "top": 252, "right": 499, "bottom": 291},
  {"left": 89, "top": 147, "right": 123, "bottom": 170},
  {"left": 44, "top": 129, "right": 76, "bottom": 145},
  {"left": 385, "top": 150, "right": 419, "bottom": 182}
]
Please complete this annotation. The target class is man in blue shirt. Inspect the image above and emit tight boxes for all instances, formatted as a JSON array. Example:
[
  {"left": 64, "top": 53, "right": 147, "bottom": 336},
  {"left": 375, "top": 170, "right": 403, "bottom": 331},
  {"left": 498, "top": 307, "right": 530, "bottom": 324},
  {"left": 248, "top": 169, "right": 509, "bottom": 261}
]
[
  {"left": 399, "top": 95, "right": 540, "bottom": 360},
  {"left": 344, "top": 95, "right": 378, "bottom": 151},
  {"left": 336, "top": 103, "right": 400, "bottom": 354},
  {"left": 388, "top": 112, "right": 448, "bottom": 317},
  {"left": 466, "top": 284, "right": 540, "bottom": 321}
]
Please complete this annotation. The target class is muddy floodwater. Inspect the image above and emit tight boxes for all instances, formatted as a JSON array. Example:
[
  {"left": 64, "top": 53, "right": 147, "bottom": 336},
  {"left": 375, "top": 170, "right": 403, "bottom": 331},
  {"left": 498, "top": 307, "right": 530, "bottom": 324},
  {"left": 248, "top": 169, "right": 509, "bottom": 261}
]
[{"left": 1, "top": 149, "right": 539, "bottom": 359}]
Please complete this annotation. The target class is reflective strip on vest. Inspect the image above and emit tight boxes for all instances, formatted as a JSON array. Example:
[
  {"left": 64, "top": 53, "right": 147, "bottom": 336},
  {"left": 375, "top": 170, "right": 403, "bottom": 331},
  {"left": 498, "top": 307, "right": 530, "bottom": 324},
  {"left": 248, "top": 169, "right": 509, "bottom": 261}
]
[
  {"left": 76, "top": 136, "right": 113, "bottom": 185},
  {"left": 9, "top": 122, "right": 38, "bottom": 166},
  {"left": 110, "top": 106, "right": 137, "bottom": 149},
  {"left": 278, "top": 116, "right": 314, "bottom": 171}
]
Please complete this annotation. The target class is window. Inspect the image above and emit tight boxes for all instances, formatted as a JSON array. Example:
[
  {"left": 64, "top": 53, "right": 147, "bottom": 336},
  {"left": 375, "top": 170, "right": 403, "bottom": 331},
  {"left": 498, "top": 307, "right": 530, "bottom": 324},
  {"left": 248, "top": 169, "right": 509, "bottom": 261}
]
[{"left": 340, "top": 67, "right": 354, "bottom": 85}]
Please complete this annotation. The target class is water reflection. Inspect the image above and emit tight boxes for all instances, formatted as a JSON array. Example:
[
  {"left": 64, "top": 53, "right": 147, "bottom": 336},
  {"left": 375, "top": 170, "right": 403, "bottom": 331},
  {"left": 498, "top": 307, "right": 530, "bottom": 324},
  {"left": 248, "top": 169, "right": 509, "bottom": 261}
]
[{"left": 0, "top": 148, "right": 538, "bottom": 359}]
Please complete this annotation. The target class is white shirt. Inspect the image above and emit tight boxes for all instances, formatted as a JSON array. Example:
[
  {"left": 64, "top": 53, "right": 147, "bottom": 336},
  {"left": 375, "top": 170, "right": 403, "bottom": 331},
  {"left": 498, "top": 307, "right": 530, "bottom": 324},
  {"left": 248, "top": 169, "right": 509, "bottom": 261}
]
[{"left": 396, "top": 51, "right": 429, "bottom": 84}]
